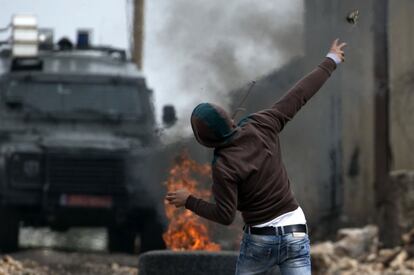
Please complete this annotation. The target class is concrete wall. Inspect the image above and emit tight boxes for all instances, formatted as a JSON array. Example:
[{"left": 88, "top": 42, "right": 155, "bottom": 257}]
[
  {"left": 304, "top": 0, "right": 376, "bottom": 227},
  {"left": 302, "top": 1, "right": 346, "bottom": 231},
  {"left": 389, "top": 0, "right": 414, "bottom": 170},
  {"left": 302, "top": 0, "right": 414, "bottom": 227}
]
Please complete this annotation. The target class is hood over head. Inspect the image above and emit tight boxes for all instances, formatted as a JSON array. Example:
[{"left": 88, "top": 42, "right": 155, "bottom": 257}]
[{"left": 190, "top": 103, "right": 237, "bottom": 148}]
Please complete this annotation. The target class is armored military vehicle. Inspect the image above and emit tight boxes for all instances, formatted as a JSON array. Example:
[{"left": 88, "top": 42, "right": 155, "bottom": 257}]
[{"left": 0, "top": 15, "right": 175, "bottom": 253}]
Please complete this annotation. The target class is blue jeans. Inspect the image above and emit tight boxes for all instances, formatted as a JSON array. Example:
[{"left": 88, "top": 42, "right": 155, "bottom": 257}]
[{"left": 235, "top": 232, "right": 311, "bottom": 275}]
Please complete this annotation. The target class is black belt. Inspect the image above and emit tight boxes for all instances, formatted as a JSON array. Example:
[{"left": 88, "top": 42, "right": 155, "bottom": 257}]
[{"left": 244, "top": 224, "right": 308, "bottom": 236}]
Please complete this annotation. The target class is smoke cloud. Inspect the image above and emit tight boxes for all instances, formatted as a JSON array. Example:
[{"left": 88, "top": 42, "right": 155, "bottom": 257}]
[{"left": 144, "top": 0, "right": 304, "bottom": 138}]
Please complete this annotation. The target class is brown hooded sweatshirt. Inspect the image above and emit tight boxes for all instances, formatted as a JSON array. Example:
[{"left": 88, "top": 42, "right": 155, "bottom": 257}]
[{"left": 186, "top": 58, "right": 337, "bottom": 226}]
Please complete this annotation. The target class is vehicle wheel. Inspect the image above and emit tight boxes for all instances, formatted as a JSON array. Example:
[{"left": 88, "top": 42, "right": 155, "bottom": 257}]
[
  {"left": 107, "top": 226, "right": 137, "bottom": 254},
  {"left": 0, "top": 208, "right": 19, "bottom": 253},
  {"left": 139, "top": 219, "right": 166, "bottom": 253}
]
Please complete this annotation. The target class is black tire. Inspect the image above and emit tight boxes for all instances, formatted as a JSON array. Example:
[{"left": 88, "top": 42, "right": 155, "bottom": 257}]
[
  {"left": 0, "top": 208, "right": 19, "bottom": 253},
  {"left": 139, "top": 219, "right": 166, "bottom": 253},
  {"left": 107, "top": 226, "right": 137, "bottom": 254}
]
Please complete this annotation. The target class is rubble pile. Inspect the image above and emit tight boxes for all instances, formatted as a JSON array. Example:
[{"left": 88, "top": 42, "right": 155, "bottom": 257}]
[
  {"left": 0, "top": 255, "right": 46, "bottom": 275},
  {"left": 312, "top": 225, "right": 414, "bottom": 274}
]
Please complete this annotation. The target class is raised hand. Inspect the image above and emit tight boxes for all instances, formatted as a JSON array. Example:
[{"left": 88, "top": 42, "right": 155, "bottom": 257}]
[{"left": 329, "top": 39, "right": 347, "bottom": 62}]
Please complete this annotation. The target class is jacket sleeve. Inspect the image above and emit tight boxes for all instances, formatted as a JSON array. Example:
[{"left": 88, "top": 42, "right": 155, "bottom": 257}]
[
  {"left": 252, "top": 58, "right": 337, "bottom": 132},
  {"left": 185, "top": 164, "right": 237, "bottom": 226}
]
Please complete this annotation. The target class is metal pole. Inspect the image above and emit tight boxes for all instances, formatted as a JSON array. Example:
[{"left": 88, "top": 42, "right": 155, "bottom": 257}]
[{"left": 133, "top": 0, "right": 144, "bottom": 69}]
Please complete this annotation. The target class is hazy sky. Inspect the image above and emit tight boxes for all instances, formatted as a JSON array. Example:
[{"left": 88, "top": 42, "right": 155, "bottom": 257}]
[
  {"left": 0, "top": 0, "right": 130, "bottom": 48},
  {"left": 0, "top": 0, "right": 304, "bottom": 135}
]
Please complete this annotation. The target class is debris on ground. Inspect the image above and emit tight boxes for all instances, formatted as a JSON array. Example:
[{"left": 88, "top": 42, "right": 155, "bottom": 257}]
[
  {"left": 312, "top": 225, "right": 414, "bottom": 274},
  {"left": 0, "top": 249, "right": 138, "bottom": 275},
  {"left": 0, "top": 255, "right": 46, "bottom": 275}
]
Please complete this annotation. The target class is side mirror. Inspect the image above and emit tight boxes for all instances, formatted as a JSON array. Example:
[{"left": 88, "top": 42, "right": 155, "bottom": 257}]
[{"left": 162, "top": 105, "right": 177, "bottom": 127}]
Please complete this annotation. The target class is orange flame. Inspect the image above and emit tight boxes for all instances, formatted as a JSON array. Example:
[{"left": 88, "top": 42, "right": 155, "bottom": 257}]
[{"left": 163, "top": 151, "right": 221, "bottom": 251}]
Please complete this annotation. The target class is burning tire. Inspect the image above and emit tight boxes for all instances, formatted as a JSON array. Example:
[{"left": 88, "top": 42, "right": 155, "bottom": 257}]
[
  {"left": 0, "top": 208, "right": 19, "bottom": 253},
  {"left": 138, "top": 251, "right": 239, "bottom": 275}
]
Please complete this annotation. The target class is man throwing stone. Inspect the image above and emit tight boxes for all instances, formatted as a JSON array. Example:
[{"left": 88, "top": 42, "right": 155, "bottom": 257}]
[{"left": 166, "top": 39, "right": 347, "bottom": 275}]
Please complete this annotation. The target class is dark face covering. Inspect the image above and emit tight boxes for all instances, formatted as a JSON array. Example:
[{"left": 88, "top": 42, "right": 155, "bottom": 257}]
[{"left": 191, "top": 103, "right": 237, "bottom": 148}]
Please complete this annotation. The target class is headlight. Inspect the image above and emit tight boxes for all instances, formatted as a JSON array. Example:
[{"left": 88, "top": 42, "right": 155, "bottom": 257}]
[{"left": 9, "top": 153, "right": 43, "bottom": 188}]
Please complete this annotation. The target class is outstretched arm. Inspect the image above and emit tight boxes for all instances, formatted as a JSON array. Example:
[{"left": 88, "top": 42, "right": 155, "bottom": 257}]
[{"left": 253, "top": 39, "right": 347, "bottom": 132}]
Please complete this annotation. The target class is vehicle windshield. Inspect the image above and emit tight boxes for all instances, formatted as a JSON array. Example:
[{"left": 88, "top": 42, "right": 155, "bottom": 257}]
[{"left": 4, "top": 78, "right": 143, "bottom": 119}]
